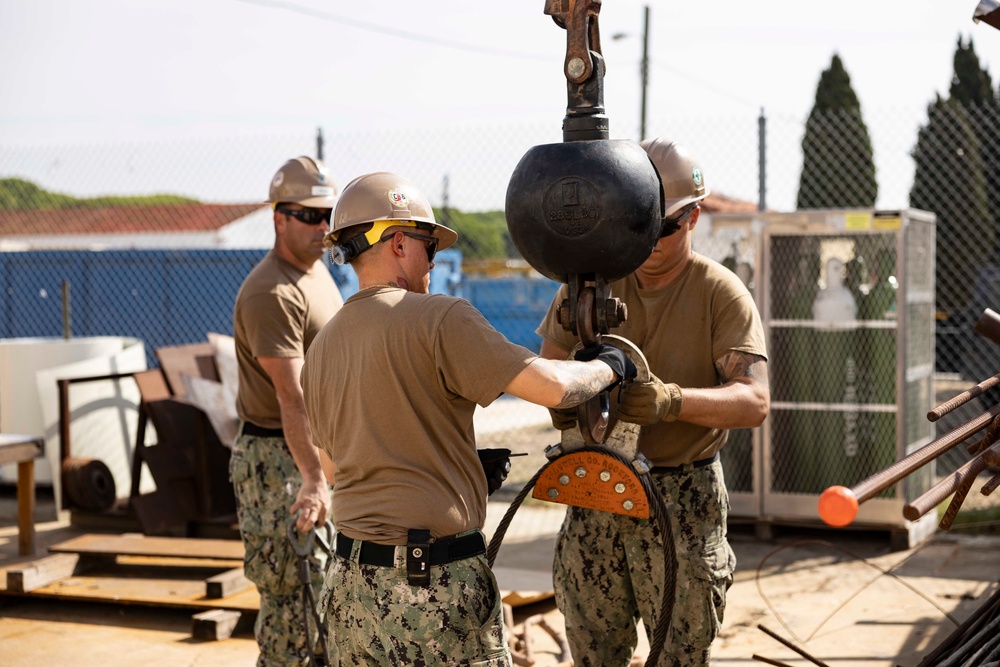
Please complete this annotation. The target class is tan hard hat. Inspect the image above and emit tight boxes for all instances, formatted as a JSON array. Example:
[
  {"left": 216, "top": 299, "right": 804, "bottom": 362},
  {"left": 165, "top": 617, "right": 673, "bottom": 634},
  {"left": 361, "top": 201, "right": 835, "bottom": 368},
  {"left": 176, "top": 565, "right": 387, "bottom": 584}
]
[
  {"left": 267, "top": 156, "right": 338, "bottom": 208},
  {"left": 328, "top": 171, "right": 458, "bottom": 250},
  {"left": 640, "top": 138, "right": 709, "bottom": 218}
]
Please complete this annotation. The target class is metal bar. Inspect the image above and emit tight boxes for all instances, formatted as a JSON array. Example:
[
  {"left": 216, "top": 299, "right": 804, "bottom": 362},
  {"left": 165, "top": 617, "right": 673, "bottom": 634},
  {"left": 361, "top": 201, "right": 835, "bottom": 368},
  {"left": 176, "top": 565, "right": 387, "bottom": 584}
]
[
  {"left": 757, "top": 624, "right": 831, "bottom": 667},
  {"left": 937, "top": 473, "right": 974, "bottom": 531},
  {"left": 852, "top": 403, "right": 1000, "bottom": 504},
  {"left": 903, "top": 441, "right": 1000, "bottom": 520},
  {"left": 752, "top": 656, "right": 796, "bottom": 667},
  {"left": 639, "top": 4, "right": 649, "bottom": 141},
  {"left": 757, "top": 108, "right": 766, "bottom": 212},
  {"left": 928, "top": 372, "right": 1000, "bottom": 422},
  {"left": 61, "top": 280, "right": 71, "bottom": 340},
  {"left": 973, "top": 308, "right": 1000, "bottom": 346}
]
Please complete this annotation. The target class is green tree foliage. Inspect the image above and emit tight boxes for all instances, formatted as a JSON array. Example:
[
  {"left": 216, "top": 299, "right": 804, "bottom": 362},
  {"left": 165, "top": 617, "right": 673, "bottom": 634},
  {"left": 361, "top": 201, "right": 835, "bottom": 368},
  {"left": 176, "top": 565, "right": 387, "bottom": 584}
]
[
  {"left": 434, "top": 207, "right": 511, "bottom": 260},
  {"left": 909, "top": 97, "right": 990, "bottom": 315},
  {"left": 0, "top": 177, "right": 197, "bottom": 211},
  {"left": 949, "top": 37, "right": 1000, "bottom": 259},
  {"left": 796, "top": 54, "right": 878, "bottom": 209},
  {"left": 950, "top": 37, "right": 995, "bottom": 104}
]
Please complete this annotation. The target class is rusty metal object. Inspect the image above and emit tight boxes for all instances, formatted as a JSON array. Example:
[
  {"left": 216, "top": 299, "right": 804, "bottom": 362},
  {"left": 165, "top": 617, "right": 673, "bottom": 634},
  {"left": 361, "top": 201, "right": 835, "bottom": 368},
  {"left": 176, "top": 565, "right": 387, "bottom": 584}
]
[
  {"left": 973, "top": 307, "right": 1000, "bottom": 345},
  {"left": 903, "top": 440, "right": 1000, "bottom": 521},
  {"left": 544, "top": 0, "right": 602, "bottom": 85},
  {"left": 938, "top": 474, "right": 974, "bottom": 531},
  {"left": 981, "top": 473, "right": 1000, "bottom": 496},
  {"left": 927, "top": 371, "right": 1000, "bottom": 422},
  {"left": 757, "top": 624, "right": 832, "bottom": 667},
  {"left": 820, "top": 306, "right": 1000, "bottom": 528},
  {"left": 849, "top": 402, "right": 1000, "bottom": 506},
  {"left": 61, "top": 457, "right": 116, "bottom": 512},
  {"left": 968, "top": 413, "right": 1000, "bottom": 456},
  {"left": 532, "top": 450, "right": 650, "bottom": 518}
]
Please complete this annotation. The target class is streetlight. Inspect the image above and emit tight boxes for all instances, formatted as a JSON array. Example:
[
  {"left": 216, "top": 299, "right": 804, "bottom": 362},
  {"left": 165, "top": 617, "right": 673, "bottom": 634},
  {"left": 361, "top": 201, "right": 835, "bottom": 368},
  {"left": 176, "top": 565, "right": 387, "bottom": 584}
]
[
  {"left": 974, "top": 0, "right": 1000, "bottom": 30},
  {"left": 612, "top": 5, "right": 650, "bottom": 141}
]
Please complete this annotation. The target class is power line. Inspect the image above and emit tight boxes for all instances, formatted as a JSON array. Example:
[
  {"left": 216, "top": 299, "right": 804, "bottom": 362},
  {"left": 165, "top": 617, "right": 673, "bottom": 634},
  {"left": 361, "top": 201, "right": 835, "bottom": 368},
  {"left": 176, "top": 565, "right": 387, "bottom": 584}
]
[
  {"left": 236, "top": 0, "right": 552, "bottom": 61},
  {"left": 648, "top": 57, "right": 763, "bottom": 111}
]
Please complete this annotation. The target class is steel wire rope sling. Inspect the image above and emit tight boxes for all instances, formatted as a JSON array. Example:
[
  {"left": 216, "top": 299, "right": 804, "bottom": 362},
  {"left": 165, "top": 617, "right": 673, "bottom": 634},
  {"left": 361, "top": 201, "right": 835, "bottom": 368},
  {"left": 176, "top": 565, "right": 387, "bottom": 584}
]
[
  {"left": 495, "top": 3, "right": 679, "bottom": 663},
  {"left": 486, "top": 440, "right": 677, "bottom": 665},
  {"left": 287, "top": 518, "right": 334, "bottom": 667}
]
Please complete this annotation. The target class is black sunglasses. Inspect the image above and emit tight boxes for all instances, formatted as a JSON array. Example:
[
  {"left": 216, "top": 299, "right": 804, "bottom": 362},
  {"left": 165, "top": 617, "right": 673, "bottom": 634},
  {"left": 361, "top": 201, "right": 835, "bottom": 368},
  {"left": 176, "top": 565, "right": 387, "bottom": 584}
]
[
  {"left": 276, "top": 207, "right": 332, "bottom": 226},
  {"left": 659, "top": 205, "right": 696, "bottom": 238},
  {"left": 382, "top": 230, "right": 439, "bottom": 262}
]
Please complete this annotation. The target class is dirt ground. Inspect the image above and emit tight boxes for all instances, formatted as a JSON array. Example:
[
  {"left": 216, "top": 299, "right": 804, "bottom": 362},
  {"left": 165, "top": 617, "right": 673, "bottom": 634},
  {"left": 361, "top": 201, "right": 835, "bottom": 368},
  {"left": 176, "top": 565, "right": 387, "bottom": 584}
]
[{"left": 0, "top": 485, "right": 998, "bottom": 667}]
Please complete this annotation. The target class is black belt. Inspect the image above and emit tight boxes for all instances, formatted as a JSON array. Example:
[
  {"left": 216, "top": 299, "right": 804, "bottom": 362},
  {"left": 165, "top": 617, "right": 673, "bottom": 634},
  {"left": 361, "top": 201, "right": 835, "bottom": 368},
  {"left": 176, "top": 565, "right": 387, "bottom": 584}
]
[
  {"left": 241, "top": 422, "right": 284, "bottom": 438},
  {"left": 336, "top": 532, "right": 486, "bottom": 567},
  {"left": 651, "top": 452, "right": 719, "bottom": 474}
]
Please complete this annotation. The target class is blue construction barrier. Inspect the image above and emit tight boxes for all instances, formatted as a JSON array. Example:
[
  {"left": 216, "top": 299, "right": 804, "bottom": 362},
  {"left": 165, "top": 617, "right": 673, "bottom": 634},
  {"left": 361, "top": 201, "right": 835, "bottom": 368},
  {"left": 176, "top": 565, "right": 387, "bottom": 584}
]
[{"left": 0, "top": 249, "right": 563, "bottom": 365}]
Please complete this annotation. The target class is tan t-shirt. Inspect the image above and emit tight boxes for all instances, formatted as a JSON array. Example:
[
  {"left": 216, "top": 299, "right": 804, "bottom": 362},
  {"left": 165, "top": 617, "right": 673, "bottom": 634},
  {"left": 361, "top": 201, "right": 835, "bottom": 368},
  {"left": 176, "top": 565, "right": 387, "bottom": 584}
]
[
  {"left": 537, "top": 252, "right": 767, "bottom": 467},
  {"left": 301, "top": 286, "right": 536, "bottom": 545},
  {"left": 234, "top": 252, "right": 343, "bottom": 429}
]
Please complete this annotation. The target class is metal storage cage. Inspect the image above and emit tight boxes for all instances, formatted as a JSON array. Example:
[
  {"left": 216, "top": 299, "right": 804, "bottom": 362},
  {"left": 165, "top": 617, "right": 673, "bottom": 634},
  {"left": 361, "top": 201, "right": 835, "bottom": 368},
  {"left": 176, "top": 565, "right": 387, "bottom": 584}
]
[{"left": 706, "top": 209, "right": 938, "bottom": 546}]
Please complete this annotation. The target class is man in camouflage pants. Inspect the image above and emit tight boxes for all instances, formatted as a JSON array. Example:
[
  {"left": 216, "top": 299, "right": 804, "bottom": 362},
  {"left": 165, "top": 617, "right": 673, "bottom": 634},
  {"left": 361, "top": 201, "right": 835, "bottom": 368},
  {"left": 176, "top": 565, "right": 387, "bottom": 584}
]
[
  {"left": 232, "top": 156, "right": 343, "bottom": 665},
  {"left": 301, "top": 171, "right": 634, "bottom": 666},
  {"left": 537, "top": 138, "right": 770, "bottom": 666}
]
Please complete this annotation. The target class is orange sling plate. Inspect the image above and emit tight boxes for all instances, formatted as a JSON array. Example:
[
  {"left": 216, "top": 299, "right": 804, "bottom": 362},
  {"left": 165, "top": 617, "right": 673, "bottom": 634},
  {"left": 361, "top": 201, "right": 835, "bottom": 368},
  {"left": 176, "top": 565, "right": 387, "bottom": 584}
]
[{"left": 532, "top": 450, "right": 650, "bottom": 518}]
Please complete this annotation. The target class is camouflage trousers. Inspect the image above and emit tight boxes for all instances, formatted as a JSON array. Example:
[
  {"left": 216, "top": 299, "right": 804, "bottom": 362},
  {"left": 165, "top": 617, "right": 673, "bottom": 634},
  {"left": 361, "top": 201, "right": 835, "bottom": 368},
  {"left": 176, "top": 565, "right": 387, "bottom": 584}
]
[
  {"left": 553, "top": 459, "right": 736, "bottom": 667},
  {"left": 321, "top": 530, "right": 510, "bottom": 666},
  {"left": 230, "top": 434, "right": 331, "bottom": 667}
]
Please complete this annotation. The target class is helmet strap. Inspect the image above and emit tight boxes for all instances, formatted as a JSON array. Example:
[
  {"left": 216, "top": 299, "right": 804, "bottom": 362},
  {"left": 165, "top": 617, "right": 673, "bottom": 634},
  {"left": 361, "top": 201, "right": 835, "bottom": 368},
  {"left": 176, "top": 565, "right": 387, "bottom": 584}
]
[{"left": 331, "top": 220, "right": 417, "bottom": 265}]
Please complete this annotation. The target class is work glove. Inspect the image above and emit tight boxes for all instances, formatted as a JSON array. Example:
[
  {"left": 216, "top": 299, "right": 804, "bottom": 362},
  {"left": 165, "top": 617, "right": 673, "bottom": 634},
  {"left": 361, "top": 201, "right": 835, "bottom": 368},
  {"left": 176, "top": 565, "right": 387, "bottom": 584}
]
[
  {"left": 574, "top": 343, "right": 637, "bottom": 387},
  {"left": 548, "top": 406, "right": 577, "bottom": 430},
  {"left": 618, "top": 373, "right": 683, "bottom": 426},
  {"left": 478, "top": 448, "right": 515, "bottom": 496}
]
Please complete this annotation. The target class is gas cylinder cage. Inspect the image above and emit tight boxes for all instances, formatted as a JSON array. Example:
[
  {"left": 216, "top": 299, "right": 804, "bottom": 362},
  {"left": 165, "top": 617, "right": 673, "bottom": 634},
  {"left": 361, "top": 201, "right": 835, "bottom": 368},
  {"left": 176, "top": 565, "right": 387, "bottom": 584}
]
[{"left": 701, "top": 209, "right": 937, "bottom": 546}]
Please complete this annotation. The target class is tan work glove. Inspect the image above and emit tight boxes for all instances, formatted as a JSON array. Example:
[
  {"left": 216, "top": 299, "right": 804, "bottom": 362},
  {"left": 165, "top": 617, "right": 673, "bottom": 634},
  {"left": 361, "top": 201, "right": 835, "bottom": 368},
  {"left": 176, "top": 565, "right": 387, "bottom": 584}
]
[
  {"left": 618, "top": 374, "right": 683, "bottom": 426},
  {"left": 549, "top": 406, "right": 577, "bottom": 430}
]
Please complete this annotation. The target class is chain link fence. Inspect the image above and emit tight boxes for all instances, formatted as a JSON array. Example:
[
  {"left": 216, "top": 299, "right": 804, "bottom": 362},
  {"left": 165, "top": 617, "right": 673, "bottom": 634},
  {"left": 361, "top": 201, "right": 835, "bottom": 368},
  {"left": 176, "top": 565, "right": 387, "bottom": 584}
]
[{"left": 2, "top": 102, "right": 999, "bottom": 529}]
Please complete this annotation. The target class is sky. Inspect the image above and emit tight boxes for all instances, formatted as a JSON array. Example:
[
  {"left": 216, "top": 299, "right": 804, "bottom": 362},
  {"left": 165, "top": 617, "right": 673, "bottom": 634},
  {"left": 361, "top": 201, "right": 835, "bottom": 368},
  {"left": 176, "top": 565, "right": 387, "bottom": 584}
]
[{"left": 0, "top": 0, "right": 997, "bottom": 210}]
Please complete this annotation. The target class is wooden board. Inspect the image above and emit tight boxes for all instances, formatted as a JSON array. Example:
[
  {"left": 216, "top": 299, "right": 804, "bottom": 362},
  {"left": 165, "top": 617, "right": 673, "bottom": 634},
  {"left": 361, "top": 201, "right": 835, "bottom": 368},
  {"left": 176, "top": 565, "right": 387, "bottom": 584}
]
[
  {"left": 49, "top": 533, "right": 244, "bottom": 561},
  {"left": 155, "top": 342, "right": 218, "bottom": 397},
  {"left": 494, "top": 566, "right": 555, "bottom": 608},
  {"left": 0, "top": 559, "right": 260, "bottom": 612}
]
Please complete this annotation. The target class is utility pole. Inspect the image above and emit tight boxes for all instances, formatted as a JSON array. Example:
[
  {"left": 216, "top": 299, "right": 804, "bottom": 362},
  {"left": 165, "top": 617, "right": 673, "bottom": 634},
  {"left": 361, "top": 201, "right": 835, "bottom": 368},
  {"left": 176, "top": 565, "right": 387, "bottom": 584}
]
[
  {"left": 316, "top": 127, "right": 325, "bottom": 161},
  {"left": 758, "top": 108, "right": 767, "bottom": 212},
  {"left": 441, "top": 174, "right": 450, "bottom": 226},
  {"left": 640, "top": 5, "right": 650, "bottom": 141}
]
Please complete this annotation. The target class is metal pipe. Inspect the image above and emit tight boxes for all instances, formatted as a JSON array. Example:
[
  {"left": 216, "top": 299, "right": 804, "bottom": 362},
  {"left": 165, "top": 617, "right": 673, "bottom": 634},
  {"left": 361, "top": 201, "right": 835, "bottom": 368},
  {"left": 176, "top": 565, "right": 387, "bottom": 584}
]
[
  {"left": 758, "top": 108, "right": 767, "bottom": 212},
  {"left": 61, "top": 280, "right": 71, "bottom": 340},
  {"left": 639, "top": 4, "right": 649, "bottom": 141}
]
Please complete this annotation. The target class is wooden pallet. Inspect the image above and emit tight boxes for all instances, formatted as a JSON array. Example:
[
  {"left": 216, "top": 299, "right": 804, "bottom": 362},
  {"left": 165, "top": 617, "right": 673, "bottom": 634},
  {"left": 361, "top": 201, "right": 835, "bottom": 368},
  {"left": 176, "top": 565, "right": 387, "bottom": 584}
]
[{"left": 1, "top": 533, "right": 258, "bottom": 640}]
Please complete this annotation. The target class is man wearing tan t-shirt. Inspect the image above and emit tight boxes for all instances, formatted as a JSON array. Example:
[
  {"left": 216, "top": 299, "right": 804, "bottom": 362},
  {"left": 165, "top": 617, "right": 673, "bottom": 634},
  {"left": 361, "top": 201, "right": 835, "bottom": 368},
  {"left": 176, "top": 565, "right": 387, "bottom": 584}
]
[
  {"left": 301, "top": 171, "right": 635, "bottom": 667},
  {"left": 537, "top": 139, "right": 770, "bottom": 667},
  {"left": 231, "top": 156, "right": 343, "bottom": 666}
]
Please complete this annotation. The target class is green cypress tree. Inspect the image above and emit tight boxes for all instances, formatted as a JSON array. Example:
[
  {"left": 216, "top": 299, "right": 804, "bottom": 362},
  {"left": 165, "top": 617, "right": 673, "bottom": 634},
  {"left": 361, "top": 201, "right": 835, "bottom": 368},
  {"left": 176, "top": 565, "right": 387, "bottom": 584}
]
[
  {"left": 796, "top": 54, "right": 878, "bottom": 209},
  {"left": 950, "top": 37, "right": 995, "bottom": 104},
  {"left": 909, "top": 97, "right": 990, "bottom": 316},
  {"left": 949, "top": 36, "right": 1000, "bottom": 260}
]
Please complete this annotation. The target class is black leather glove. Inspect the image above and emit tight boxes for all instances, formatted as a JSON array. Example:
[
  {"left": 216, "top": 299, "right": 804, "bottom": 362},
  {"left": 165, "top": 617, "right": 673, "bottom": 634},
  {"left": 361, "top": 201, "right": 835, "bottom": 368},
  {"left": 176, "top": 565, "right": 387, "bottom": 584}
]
[
  {"left": 575, "top": 343, "right": 637, "bottom": 385},
  {"left": 478, "top": 448, "right": 514, "bottom": 496}
]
